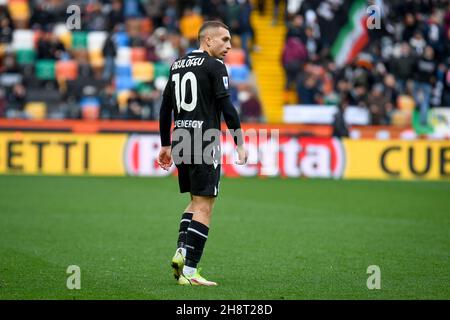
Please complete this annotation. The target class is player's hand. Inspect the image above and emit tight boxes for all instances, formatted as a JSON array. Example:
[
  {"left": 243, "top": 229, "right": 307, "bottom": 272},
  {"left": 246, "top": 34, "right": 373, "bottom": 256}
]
[
  {"left": 158, "top": 146, "right": 173, "bottom": 171},
  {"left": 235, "top": 145, "right": 248, "bottom": 165}
]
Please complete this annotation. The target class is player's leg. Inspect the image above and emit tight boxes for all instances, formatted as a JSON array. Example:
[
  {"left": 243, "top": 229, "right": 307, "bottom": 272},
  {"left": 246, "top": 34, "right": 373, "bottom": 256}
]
[
  {"left": 171, "top": 166, "right": 192, "bottom": 280},
  {"left": 179, "top": 195, "right": 217, "bottom": 286},
  {"left": 178, "top": 162, "right": 220, "bottom": 285}
]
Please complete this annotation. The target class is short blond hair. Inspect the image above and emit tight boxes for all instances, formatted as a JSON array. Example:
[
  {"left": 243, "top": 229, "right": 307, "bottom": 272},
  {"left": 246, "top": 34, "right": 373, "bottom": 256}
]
[{"left": 198, "top": 21, "right": 229, "bottom": 43}]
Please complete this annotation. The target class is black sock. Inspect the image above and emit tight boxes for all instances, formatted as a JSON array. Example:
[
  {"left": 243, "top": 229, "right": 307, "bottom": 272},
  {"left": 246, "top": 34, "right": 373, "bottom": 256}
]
[
  {"left": 184, "top": 220, "right": 209, "bottom": 268},
  {"left": 177, "top": 212, "right": 193, "bottom": 249}
]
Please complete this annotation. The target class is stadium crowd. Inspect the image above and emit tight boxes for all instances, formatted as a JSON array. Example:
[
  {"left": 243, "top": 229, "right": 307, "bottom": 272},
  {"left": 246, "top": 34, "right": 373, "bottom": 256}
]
[
  {"left": 0, "top": 0, "right": 262, "bottom": 122},
  {"left": 281, "top": 0, "right": 450, "bottom": 125},
  {"left": 1, "top": 0, "right": 450, "bottom": 126}
]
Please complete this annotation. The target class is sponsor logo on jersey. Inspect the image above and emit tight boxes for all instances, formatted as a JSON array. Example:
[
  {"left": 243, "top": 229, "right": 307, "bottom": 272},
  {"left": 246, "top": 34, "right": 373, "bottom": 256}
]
[
  {"left": 223, "top": 76, "right": 229, "bottom": 90},
  {"left": 174, "top": 120, "right": 204, "bottom": 129}
]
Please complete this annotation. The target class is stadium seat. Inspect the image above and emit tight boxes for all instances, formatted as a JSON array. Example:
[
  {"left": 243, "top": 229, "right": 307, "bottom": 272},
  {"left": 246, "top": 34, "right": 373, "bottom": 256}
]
[
  {"left": 229, "top": 65, "right": 250, "bottom": 84},
  {"left": 115, "top": 32, "right": 130, "bottom": 47},
  {"left": 115, "top": 65, "right": 132, "bottom": 77},
  {"left": 131, "top": 47, "right": 147, "bottom": 62},
  {"left": 391, "top": 110, "right": 411, "bottom": 126},
  {"left": 12, "top": 30, "right": 34, "bottom": 50},
  {"left": 53, "top": 24, "right": 73, "bottom": 50},
  {"left": 16, "top": 49, "right": 36, "bottom": 65},
  {"left": 89, "top": 50, "right": 104, "bottom": 68},
  {"left": 117, "top": 90, "right": 132, "bottom": 111},
  {"left": 140, "top": 18, "right": 153, "bottom": 34},
  {"left": 88, "top": 31, "right": 108, "bottom": 52},
  {"left": 397, "top": 95, "right": 415, "bottom": 112},
  {"left": 24, "top": 102, "right": 47, "bottom": 120},
  {"left": 115, "top": 47, "right": 131, "bottom": 66},
  {"left": 132, "top": 62, "right": 154, "bottom": 82},
  {"left": 72, "top": 31, "right": 88, "bottom": 50},
  {"left": 115, "top": 76, "right": 135, "bottom": 91},
  {"left": 55, "top": 60, "right": 78, "bottom": 81},
  {"left": 153, "top": 62, "right": 170, "bottom": 79},
  {"left": 35, "top": 60, "right": 56, "bottom": 80},
  {"left": 8, "top": 0, "right": 30, "bottom": 20}
]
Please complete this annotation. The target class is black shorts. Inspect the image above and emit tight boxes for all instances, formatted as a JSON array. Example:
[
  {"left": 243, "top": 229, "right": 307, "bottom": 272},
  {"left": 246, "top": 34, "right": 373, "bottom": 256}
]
[{"left": 176, "top": 163, "right": 221, "bottom": 197}]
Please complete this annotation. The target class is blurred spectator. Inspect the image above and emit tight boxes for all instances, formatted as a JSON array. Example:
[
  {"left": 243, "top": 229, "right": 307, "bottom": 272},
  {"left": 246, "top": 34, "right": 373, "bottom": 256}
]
[
  {"left": 6, "top": 83, "right": 26, "bottom": 119},
  {"left": 286, "top": 15, "right": 305, "bottom": 41},
  {"left": 123, "top": 0, "right": 146, "bottom": 19},
  {"left": 409, "top": 30, "right": 427, "bottom": 56},
  {"left": 0, "top": 12, "right": 13, "bottom": 44},
  {"left": 303, "top": 26, "right": 320, "bottom": 61},
  {"left": 332, "top": 93, "right": 350, "bottom": 138},
  {"left": 99, "top": 84, "right": 119, "bottom": 119},
  {"left": 148, "top": 27, "right": 180, "bottom": 64},
  {"left": 367, "top": 83, "right": 390, "bottom": 125},
  {"left": 425, "top": 11, "right": 444, "bottom": 59},
  {"left": 272, "top": 0, "right": 286, "bottom": 25},
  {"left": 85, "top": 1, "right": 108, "bottom": 31},
  {"left": 237, "top": 0, "right": 254, "bottom": 68},
  {"left": 383, "top": 74, "right": 399, "bottom": 107},
  {"left": 239, "top": 88, "right": 263, "bottom": 122},
  {"left": 107, "top": 0, "right": 125, "bottom": 31},
  {"left": 37, "top": 32, "right": 66, "bottom": 60},
  {"left": 0, "top": 88, "right": 6, "bottom": 118},
  {"left": 126, "top": 90, "right": 143, "bottom": 120},
  {"left": 414, "top": 46, "right": 437, "bottom": 125},
  {"left": 349, "top": 84, "right": 368, "bottom": 108},
  {"left": 1, "top": 54, "right": 19, "bottom": 73},
  {"left": 402, "top": 13, "right": 417, "bottom": 42},
  {"left": 282, "top": 37, "right": 307, "bottom": 89},
  {"left": 102, "top": 33, "right": 117, "bottom": 81},
  {"left": 390, "top": 42, "right": 416, "bottom": 92},
  {"left": 296, "top": 74, "right": 321, "bottom": 104}
]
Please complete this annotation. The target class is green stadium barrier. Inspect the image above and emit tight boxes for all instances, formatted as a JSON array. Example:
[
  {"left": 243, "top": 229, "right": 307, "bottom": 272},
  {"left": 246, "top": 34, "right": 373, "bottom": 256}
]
[{"left": 153, "top": 62, "right": 170, "bottom": 79}]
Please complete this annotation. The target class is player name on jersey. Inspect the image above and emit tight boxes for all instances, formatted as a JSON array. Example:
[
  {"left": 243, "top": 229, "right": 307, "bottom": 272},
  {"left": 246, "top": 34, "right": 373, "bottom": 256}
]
[
  {"left": 171, "top": 57, "right": 205, "bottom": 70},
  {"left": 174, "top": 120, "right": 204, "bottom": 128}
]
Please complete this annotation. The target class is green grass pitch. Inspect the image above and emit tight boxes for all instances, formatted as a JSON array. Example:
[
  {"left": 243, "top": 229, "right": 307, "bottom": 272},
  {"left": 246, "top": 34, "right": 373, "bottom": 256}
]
[{"left": 0, "top": 175, "right": 449, "bottom": 300}]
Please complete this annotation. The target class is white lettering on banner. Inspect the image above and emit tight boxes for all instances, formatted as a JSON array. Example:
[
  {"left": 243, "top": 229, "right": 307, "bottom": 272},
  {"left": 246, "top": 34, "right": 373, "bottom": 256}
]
[
  {"left": 260, "top": 137, "right": 280, "bottom": 177},
  {"left": 301, "top": 145, "right": 331, "bottom": 178},
  {"left": 125, "top": 135, "right": 174, "bottom": 177},
  {"left": 123, "top": 134, "right": 344, "bottom": 178},
  {"left": 281, "top": 139, "right": 302, "bottom": 177}
]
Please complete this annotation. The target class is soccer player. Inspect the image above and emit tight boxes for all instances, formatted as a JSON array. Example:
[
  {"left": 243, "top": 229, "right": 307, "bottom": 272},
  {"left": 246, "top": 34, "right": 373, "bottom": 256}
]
[{"left": 158, "top": 21, "right": 248, "bottom": 286}]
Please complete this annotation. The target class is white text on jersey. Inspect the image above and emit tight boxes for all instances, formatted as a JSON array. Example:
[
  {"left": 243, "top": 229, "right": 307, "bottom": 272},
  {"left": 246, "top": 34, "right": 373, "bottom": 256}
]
[
  {"left": 171, "top": 58, "right": 205, "bottom": 71},
  {"left": 174, "top": 120, "right": 204, "bottom": 129}
]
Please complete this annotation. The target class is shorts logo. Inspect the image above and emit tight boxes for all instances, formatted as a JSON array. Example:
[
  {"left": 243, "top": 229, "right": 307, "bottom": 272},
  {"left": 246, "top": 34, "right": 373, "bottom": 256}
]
[{"left": 223, "top": 77, "right": 229, "bottom": 90}]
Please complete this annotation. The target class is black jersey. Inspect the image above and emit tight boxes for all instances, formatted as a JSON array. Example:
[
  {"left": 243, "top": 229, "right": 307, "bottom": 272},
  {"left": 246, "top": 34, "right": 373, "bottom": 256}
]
[
  {"left": 160, "top": 50, "right": 240, "bottom": 159},
  {"left": 164, "top": 49, "right": 229, "bottom": 130}
]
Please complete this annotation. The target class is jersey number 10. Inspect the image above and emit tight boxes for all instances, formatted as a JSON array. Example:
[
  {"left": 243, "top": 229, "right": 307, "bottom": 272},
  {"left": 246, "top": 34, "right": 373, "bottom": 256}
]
[{"left": 172, "top": 72, "right": 198, "bottom": 113}]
